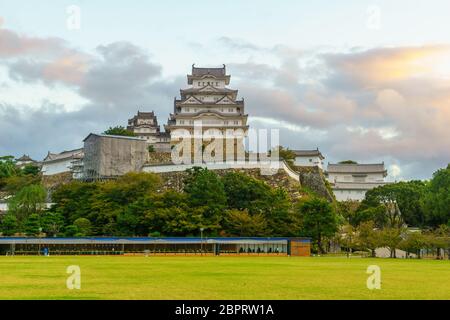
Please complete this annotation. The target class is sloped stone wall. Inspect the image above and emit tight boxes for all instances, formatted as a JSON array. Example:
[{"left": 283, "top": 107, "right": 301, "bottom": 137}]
[
  {"left": 293, "top": 166, "right": 335, "bottom": 202},
  {"left": 156, "top": 168, "right": 303, "bottom": 199},
  {"left": 147, "top": 152, "right": 172, "bottom": 165}
]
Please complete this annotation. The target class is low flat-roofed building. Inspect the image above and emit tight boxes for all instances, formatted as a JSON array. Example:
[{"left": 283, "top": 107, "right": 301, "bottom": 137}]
[
  {"left": 0, "top": 237, "right": 310, "bottom": 256},
  {"left": 326, "top": 162, "right": 389, "bottom": 201}
]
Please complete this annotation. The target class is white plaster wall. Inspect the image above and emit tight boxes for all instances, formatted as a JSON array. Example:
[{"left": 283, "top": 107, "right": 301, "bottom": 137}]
[
  {"left": 328, "top": 172, "right": 385, "bottom": 183},
  {"left": 193, "top": 79, "right": 225, "bottom": 88},
  {"left": 333, "top": 189, "right": 367, "bottom": 201},
  {"left": 294, "top": 156, "right": 323, "bottom": 169},
  {"left": 41, "top": 159, "right": 73, "bottom": 176}
]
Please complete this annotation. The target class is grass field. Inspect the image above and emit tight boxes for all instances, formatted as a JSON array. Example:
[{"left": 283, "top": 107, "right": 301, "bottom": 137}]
[{"left": 0, "top": 256, "right": 449, "bottom": 300}]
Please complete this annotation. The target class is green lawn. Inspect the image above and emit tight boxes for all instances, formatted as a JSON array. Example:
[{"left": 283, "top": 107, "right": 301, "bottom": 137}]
[{"left": 0, "top": 256, "right": 448, "bottom": 300}]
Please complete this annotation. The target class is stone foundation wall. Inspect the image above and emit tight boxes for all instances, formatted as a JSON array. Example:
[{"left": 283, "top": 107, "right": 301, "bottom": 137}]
[
  {"left": 293, "top": 165, "right": 335, "bottom": 202},
  {"left": 156, "top": 167, "right": 303, "bottom": 200},
  {"left": 147, "top": 152, "right": 173, "bottom": 165}
]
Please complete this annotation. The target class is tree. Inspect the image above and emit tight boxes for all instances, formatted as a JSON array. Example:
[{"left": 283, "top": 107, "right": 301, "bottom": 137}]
[
  {"left": 427, "top": 225, "right": 450, "bottom": 260},
  {"left": 7, "top": 184, "right": 47, "bottom": 222},
  {"left": 222, "top": 171, "right": 271, "bottom": 213},
  {"left": 339, "top": 224, "right": 358, "bottom": 257},
  {"left": 2, "top": 174, "right": 41, "bottom": 194},
  {"left": 338, "top": 160, "right": 358, "bottom": 164},
  {"left": 422, "top": 165, "right": 450, "bottom": 227},
  {"left": 50, "top": 173, "right": 161, "bottom": 235},
  {"left": 337, "top": 200, "right": 361, "bottom": 225},
  {"left": 356, "top": 221, "right": 382, "bottom": 257},
  {"left": 50, "top": 180, "right": 99, "bottom": 229},
  {"left": 0, "top": 155, "right": 20, "bottom": 189},
  {"left": 183, "top": 168, "right": 227, "bottom": 231},
  {"left": 222, "top": 171, "right": 298, "bottom": 236},
  {"left": 400, "top": 231, "right": 428, "bottom": 259},
  {"left": 0, "top": 214, "right": 19, "bottom": 236},
  {"left": 363, "top": 181, "right": 426, "bottom": 227},
  {"left": 40, "top": 211, "right": 65, "bottom": 237},
  {"left": 379, "top": 227, "right": 405, "bottom": 258},
  {"left": 0, "top": 156, "right": 19, "bottom": 179},
  {"left": 64, "top": 225, "right": 79, "bottom": 237},
  {"left": 351, "top": 205, "right": 387, "bottom": 228},
  {"left": 103, "top": 126, "right": 135, "bottom": 137},
  {"left": 279, "top": 147, "right": 296, "bottom": 163},
  {"left": 23, "top": 213, "right": 41, "bottom": 236},
  {"left": 298, "top": 197, "right": 339, "bottom": 253},
  {"left": 73, "top": 218, "right": 92, "bottom": 236},
  {"left": 22, "top": 164, "right": 40, "bottom": 176},
  {"left": 223, "top": 209, "right": 267, "bottom": 236},
  {"left": 264, "top": 188, "right": 297, "bottom": 236}
]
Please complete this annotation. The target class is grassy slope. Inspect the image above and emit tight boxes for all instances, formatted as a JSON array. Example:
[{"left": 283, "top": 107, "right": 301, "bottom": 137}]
[{"left": 0, "top": 256, "right": 448, "bottom": 300}]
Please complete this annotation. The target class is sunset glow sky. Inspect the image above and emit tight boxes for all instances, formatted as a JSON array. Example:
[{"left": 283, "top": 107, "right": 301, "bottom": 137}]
[{"left": 1, "top": 0, "right": 450, "bottom": 180}]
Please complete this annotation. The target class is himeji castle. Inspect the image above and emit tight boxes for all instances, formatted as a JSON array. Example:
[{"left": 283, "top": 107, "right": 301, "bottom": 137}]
[{"left": 165, "top": 64, "right": 249, "bottom": 160}]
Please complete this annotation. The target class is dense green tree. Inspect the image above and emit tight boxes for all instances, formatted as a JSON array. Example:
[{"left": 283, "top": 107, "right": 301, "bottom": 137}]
[
  {"left": 338, "top": 160, "right": 358, "bottom": 164},
  {"left": 363, "top": 181, "right": 426, "bottom": 227},
  {"left": 0, "top": 214, "right": 19, "bottom": 236},
  {"left": 276, "top": 146, "right": 296, "bottom": 163},
  {"left": 0, "top": 156, "right": 20, "bottom": 189},
  {"left": 2, "top": 174, "right": 41, "bottom": 194},
  {"left": 51, "top": 181, "right": 99, "bottom": 224},
  {"left": 378, "top": 227, "right": 405, "bottom": 258},
  {"left": 222, "top": 171, "right": 298, "bottom": 236},
  {"left": 356, "top": 221, "right": 381, "bottom": 257},
  {"left": 73, "top": 218, "right": 92, "bottom": 236},
  {"left": 223, "top": 209, "right": 267, "bottom": 236},
  {"left": 103, "top": 126, "right": 135, "bottom": 137},
  {"left": 421, "top": 165, "right": 450, "bottom": 227},
  {"left": 337, "top": 200, "right": 361, "bottom": 224},
  {"left": 338, "top": 224, "right": 358, "bottom": 257},
  {"left": 298, "top": 197, "right": 339, "bottom": 253},
  {"left": 7, "top": 184, "right": 47, "bottom": 222},
  {"left": 222, "top": 172, "right": 271, "bottom": 213},
  {"left": 183, "top": 168, "right": 227, "bottom": 230},
  {"left": 0, "top": 156, "right": 19, "bottom": 179},
  {"left": 40, "top": 211, "right": 65, "bottom": 237},
  {"left": 22, "top": 164, "right": 40, "bottom": 176},
  {"left": 264, "top": 188, "right": 298, "bottom": 236},
  {"left": 64, "top": 225, "right": 79, "bottom": 237},
  {"left": 23, "top": 213, "right": 41, "bottom": 236},
  {"left": 400, "top": 231, "right": 428, "bottom": 259},
  {"left": 101, "top": 172, "right": 161, "bottom": 205},
  {"left": 427, "top": 225, "right": 450, "bottom": 259}
]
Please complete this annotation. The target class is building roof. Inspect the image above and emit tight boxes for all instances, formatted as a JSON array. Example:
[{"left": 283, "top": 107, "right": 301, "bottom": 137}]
[
  {"left": 181, "top": 86, "right": 237, "bottom": 95},
  {"left": 83, "top": 133, "right": 146, "bottom": 142},
  {"left": 43, "top": 148, "right": 84, "bottom": 163},
  {"left": 16, "top": 154, "right": 34, "bottom": 162},
  {"left": 292, "top": 149, "right": 324, "bottom": 160},
  {"left": 128, "top": 111, "right": 158, "bottom": 125},
  {"left": 191, "top": 64, "right": 226, "bottom": 77},
  {"left": 327, "top": 163, "right": 387, "bottom": 175},
  {"left": 136, "top": 111, "right": 155, "bottom": 118},
  {"left": 188, "top": 65, "right": 231, "bottom": 85}
]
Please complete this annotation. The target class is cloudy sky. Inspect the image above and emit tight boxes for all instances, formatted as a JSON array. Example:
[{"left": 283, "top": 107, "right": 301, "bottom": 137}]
[{"left": 1, "top": 0, "right": 449, "bottom": 180}]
